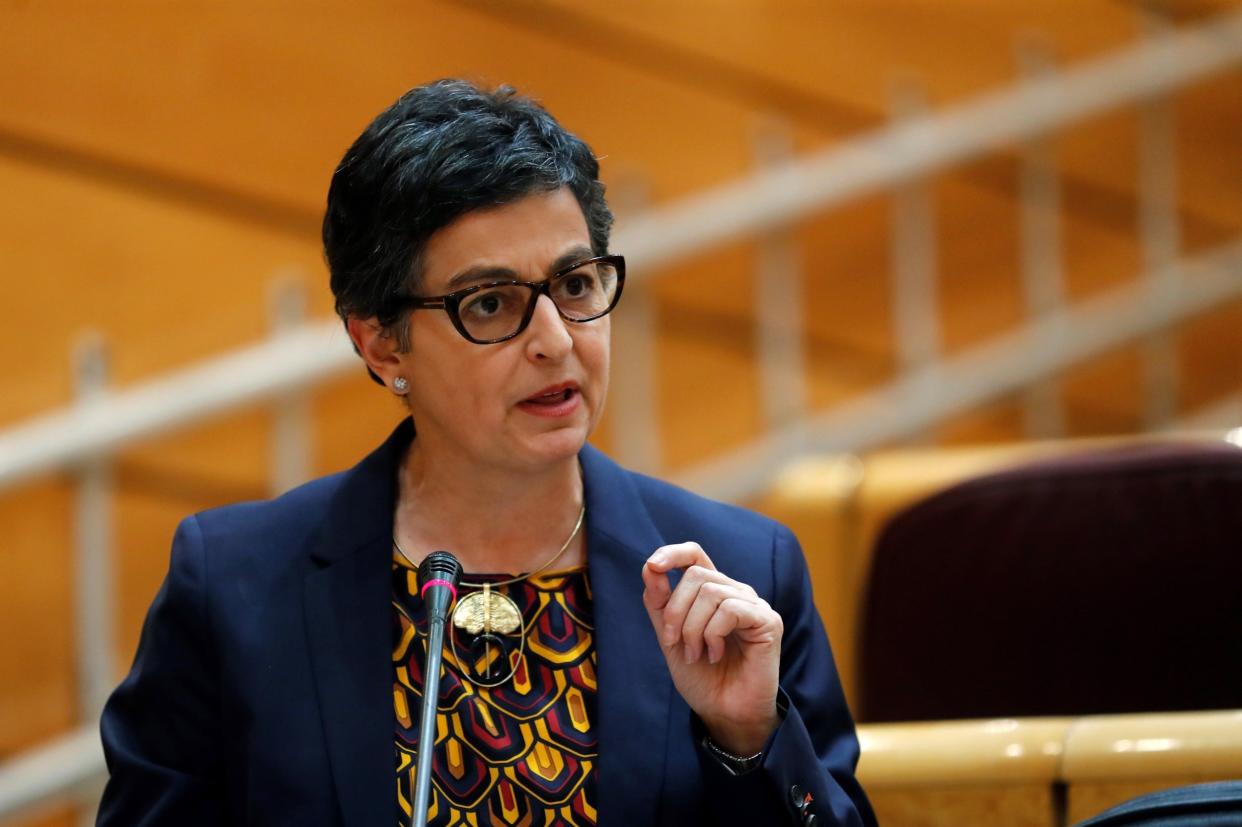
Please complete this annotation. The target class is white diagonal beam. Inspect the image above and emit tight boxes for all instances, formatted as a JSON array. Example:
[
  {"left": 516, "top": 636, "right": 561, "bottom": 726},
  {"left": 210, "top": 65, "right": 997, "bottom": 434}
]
[
  {"left": 0, "top": 321, "right": 356, "bottom": 490},
  {"left": 616, "top": 10, "right": 1242, "bottom": 276},
  {"left": 673, "top": 240, "right": 1242, "bottom": 502}
]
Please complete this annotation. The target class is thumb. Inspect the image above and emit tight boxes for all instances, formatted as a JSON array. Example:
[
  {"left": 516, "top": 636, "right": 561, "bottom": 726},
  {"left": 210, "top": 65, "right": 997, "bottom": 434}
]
[{"left": 641, "top": 561, "right": 674, "bottom": 649}]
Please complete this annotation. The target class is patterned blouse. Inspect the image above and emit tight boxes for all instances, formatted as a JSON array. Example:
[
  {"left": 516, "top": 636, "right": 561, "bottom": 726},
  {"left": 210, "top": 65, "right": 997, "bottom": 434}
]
[{"left": 393, "top": 552, "right": 599, "bottom": 826}]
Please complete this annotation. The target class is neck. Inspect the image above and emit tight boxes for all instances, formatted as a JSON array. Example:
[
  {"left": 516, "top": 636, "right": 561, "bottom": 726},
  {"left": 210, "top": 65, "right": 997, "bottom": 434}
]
[{"left": 393, "top": 434, "right": 586, "bottom": 575}]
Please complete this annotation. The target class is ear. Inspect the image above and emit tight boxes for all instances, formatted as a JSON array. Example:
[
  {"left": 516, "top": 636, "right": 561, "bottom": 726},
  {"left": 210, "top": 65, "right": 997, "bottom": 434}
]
[{"left": 346, "top": 315, "right": 406, "bottom": 390}]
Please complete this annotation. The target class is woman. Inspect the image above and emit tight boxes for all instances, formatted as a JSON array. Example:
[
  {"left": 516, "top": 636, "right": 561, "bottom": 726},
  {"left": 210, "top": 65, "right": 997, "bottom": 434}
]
[{"left": 98, "top": 79, "right": 874, "bottom": 827}]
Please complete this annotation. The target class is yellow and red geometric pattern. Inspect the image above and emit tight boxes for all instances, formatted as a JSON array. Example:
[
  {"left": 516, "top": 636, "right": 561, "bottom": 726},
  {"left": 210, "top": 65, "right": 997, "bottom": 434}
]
[{"left": 393, "top": 554, "right": 598, "bottom": 826}]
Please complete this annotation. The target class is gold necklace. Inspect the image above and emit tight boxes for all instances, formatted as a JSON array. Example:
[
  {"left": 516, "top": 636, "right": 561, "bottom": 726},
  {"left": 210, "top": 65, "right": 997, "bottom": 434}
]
[{"left": 392, "top": 504, "right": 586, "bottom": 687}]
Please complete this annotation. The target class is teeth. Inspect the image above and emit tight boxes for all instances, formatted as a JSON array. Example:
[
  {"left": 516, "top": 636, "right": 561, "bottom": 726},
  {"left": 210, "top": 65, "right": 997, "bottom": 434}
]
[{"left": 527, "top": 387, "right": 574, "bottom": 402}]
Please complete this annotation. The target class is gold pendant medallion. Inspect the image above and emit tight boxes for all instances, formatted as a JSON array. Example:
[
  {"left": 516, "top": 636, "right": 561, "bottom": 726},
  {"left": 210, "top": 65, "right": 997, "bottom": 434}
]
[
  {"left": 449, "top": 582, "right": 526, "bottom": 686},
  {"left": 451, "top": 582, "right": 522, "bottom": 635}
]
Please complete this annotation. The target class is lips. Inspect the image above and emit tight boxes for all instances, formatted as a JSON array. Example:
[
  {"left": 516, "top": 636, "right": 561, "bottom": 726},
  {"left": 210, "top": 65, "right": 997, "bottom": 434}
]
[
  {"left": 518, "top": 382, "right": 582, "bottom": 418},
  {"left": 523, "top": 382, "right": 579, "bottom": 404}
]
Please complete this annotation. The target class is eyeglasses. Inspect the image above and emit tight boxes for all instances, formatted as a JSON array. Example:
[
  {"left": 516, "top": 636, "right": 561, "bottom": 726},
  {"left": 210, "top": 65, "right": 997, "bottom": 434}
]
[{"left": 394, "top": 254, "right": 625, "bottom": 345}]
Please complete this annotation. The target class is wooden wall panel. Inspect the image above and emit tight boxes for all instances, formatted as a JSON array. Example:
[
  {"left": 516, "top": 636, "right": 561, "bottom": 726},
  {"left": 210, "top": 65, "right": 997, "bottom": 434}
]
[
  {"left": 1058, "top": 111, "right": 1145, "bottom": 300},
  {"left": 801, "top": 195, "right": 899, "bottom": 411},
  {"left": 868, "top": 784, "right": 1054, "bottom": 827},
  {"left": 0, "top": 482, "right": 75, "bottom": 754},
  {"left": 1061, "top": 344, "right": 1148, "bottom": 435},
  {"left": 0, "top": 2, "right": 771, "bottom": 216},
  {"left": 0, "top": 154, "right": 324, "bottom": 427},
  {"left": 652, "top": 240, "right": 762, "bottom": 469},
  {"left": 533, "top": 0, "right": 1139, "bottom": 121},
  {"left": 1179, "top": 299, "right": 1242, "bottom": 412},
  {"left": 934, "top": 161, "right": 1026, "bottom": 354},
  {"left": 7, "top": 804, "right": 74, "bottom": 827},
  {"left": 935, "top": 397, "right": 1029, "bottom": 445},
  {"left": 2, "top": 2, "right": 1237, "bottom": 461},
  {"left": 1178, "top": 70, "right": 1242, "bottom": 252}
]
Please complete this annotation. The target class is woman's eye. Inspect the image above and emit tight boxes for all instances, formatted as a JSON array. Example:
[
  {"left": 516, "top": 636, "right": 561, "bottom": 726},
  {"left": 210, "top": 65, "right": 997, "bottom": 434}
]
[
  {"left": 464, "top": 292, "right": 504, "bottom": 317},
  {"left": 559, "top": 274, "right": 593, "bottom": 297}
]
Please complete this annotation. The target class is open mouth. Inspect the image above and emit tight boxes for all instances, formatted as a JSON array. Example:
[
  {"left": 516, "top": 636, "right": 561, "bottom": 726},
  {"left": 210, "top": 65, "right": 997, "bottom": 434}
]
[{"left": 526, "top": 388, "right": 576, "bottom": 405}]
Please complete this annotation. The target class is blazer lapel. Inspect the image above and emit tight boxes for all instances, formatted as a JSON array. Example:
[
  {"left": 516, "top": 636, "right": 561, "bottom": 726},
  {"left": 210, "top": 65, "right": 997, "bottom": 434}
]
[
  {"left": 303, "top": 420, "right": 412, "bottom": 827},
  {"left": 582, "top": 445, "right": 675, "bottom": 827}
]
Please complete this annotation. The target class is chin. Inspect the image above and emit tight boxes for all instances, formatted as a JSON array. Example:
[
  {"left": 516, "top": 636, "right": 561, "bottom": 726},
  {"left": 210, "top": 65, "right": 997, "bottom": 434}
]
[{"left": 518, "top": 425, "right": 590, "bottom": 467}]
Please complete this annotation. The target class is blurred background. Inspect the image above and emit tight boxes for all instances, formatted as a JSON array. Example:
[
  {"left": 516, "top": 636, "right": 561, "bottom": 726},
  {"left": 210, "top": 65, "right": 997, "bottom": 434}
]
[{"left": 2, "top": 1, "right": 1241, "bottom": 825}]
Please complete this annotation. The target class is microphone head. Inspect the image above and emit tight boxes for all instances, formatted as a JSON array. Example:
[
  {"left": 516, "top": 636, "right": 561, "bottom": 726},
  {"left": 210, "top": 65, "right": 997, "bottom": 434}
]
[
  {"left": 418, "top": 551, "right": 462, "bottom": 624},
  {"left": 418, "top": 550, "right": 462, "bottom": 591}
]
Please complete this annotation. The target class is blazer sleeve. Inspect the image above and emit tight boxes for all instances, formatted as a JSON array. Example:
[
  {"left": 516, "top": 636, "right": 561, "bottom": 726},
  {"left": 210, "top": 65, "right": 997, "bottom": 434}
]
[
  {"left": 696, "top": 524, "right": 877, "bottom": 827},
  {"left": 97, "top": 515, "right": 226, "bottom": 825}
]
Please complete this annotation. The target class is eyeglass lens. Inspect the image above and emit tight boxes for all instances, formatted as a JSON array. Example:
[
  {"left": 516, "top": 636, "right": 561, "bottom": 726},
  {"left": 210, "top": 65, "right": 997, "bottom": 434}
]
[{"left": 457, "top": 259, "right": 620, "bottom": 342}]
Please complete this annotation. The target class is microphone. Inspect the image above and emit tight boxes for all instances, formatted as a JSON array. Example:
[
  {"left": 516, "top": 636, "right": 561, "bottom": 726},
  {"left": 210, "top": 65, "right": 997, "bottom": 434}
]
[{"left": 411, "top": 551, "right": 462, "bottom": 827}]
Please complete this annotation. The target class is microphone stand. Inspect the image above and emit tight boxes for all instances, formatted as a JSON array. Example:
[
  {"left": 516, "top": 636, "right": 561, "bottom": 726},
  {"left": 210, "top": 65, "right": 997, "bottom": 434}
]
[{"left": 411, "top": 551, "right": 462, "bottom": 827}]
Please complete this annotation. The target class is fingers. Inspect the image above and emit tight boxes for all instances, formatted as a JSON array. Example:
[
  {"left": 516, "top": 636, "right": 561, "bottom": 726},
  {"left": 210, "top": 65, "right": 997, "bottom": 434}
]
[
  {"left": 702, "top": 598, "right": 780, "bottom": 664},
  {"left": 641, "top": 561, "right": 672, "bottom": 634},
  {"left": 642, "top": 542, "right": 713, "bottom": 635},
  {"left": 640, "top": 556, "right": 672, "bottom": 610},
  {"left": 666, "top": 569, "right": 753, "bottom": 650},
  {"left": 642, "top": 542, "right": 718, "bottom": 617},
  {"left": 645, "top": 542, "right": 715, "bottom": 577},
  {"left": 679, "top": 581, "right": 756, "bottom": 663},
  {"left": 642, "top": 542, "right": 771, "bottom": 664}
]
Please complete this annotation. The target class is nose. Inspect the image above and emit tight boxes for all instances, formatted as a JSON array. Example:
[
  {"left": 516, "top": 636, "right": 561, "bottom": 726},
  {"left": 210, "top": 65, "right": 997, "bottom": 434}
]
[{"left": 523, "top": 293, "right": 573, "bottom": 361}]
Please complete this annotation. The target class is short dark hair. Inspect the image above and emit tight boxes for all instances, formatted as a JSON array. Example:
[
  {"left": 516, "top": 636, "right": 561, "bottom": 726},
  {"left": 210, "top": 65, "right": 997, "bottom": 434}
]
[{"left": 323, "top": 79, "right": 613, "bottom": 379}]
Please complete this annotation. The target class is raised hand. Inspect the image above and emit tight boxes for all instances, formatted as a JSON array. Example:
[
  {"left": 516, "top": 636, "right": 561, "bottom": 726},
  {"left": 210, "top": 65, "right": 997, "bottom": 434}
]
[{"left": 641, "top": 542, "right": 783, "bottom": 756}]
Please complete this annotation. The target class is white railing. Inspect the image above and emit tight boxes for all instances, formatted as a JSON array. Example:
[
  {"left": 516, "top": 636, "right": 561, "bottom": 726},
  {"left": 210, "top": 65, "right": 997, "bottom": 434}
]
[
  {"left": 613, "top": 9, "right": 1242, "bottom": 273},
  {"left": 3, "top": 8, "right": 1242, "bottom": 822},
  {"left": 3, "top": 9, "right": 1242, "bottom": 494},
  {"left": 673, "top": 239, "right": 1242, "bottom": 500},
  {"left": 0, "top": 319, "right": 354, "bottom": 491}
]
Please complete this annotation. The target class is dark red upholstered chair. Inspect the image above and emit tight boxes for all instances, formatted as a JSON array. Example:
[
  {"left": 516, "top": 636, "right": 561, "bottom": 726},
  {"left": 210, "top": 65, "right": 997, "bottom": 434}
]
[{"left": 858, "top": 441, "right": 1242, "bottom": 723}]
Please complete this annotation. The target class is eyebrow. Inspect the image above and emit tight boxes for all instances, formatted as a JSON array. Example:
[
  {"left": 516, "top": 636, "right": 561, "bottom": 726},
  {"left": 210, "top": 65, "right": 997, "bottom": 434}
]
[{"left": 444, "top": 245, "right": 597, "bottom": 291}]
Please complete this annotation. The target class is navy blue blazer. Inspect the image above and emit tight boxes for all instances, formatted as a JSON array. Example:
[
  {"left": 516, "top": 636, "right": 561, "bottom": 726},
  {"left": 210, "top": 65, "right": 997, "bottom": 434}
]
[{"left": 99, "top": 420, "right": 875, "bottom": 826}]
